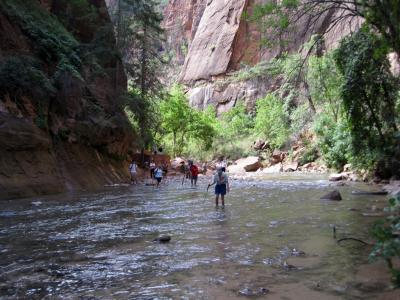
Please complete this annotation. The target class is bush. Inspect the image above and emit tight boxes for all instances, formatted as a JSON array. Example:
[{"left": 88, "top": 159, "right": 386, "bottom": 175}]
[
  {"left": 370, "top": 196, "right": 400, "bottom": 287},
  {"left": 1, "top": 0, "right": 81, "bottom": 63},
  {"left": 298, "top": 145, "right": 319, "bottom": 166},
  {"left": 0, "top": 56, "right": 55, "bottom": 102},
  {"left": 254, "top": 94, "right": 289, "bottom": 149},
  {"left": 313, "top": 113, "right": 352, "bottom": 170}
]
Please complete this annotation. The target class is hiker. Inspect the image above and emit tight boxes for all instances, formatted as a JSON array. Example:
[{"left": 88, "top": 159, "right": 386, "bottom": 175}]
[
  {"left": 220, "top": 157, "right": 227, "bottom": 172},
  {"left": 154, "top": 165, "right": 163, "bottom": 187},
  {"left": 202, "top": 161, "right": 207, "bottom": 175},
  {"left": 162, "top": 162, "right": 168, "bottom": 176},
  {"left": 186, "top": 160, "right": 193, "bottom": 179},
  {"left": 149, "top": 160, "right": 156, "bottom": 179},
  {"left": 208, "top": 167, "right": 230, "bottom": 207},
  {"left": 190, "top": 163, "right": 199, "bottom": 186},
  {"left": 216, "top": 157, "right": 226, "bottom": 172},
  {"left": 129, "top": 160, "right": 138, "bottom": 184}
]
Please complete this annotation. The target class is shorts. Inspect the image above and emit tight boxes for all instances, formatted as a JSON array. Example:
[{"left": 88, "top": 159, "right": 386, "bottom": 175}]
[
  {"left": 215, "top": 184, "right": 226, "bottom": 195},
  {"left": 155, "top": 177, "right": 162, "bottom": 183}
]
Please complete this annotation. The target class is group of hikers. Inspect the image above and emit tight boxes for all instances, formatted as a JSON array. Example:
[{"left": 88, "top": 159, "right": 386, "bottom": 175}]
[
  {"left": 128, "top": 160, "right": 166, "bottom": 187},
  {"left": 128, "top": 157, "right": 230, "bottom": 207}
]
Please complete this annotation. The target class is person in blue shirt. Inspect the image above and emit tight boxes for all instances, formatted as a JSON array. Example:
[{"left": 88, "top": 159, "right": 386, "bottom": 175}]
[{"left": 154, "top": 165, "right": 163, "bottom": 187}]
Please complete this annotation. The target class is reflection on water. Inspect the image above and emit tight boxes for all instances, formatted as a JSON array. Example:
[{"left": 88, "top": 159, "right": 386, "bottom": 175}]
[{"left": 0, "top": 175, "right": 397, "bottom": 299}]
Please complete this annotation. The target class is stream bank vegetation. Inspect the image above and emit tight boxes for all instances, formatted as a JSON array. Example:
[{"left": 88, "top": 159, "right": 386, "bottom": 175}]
[{"left": 244, "top": 0, "right": 400, "bottom": 286}]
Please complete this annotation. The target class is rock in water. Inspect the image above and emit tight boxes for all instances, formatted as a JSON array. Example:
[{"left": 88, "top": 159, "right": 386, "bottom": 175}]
[
  {"left": 320, "top": 190, "right": 342, "bottom": 201},
  {"left": 329, "top": 173, "right": 343, "bottom": 181},
  {"left": 263, "top": 163, "right": 283, "bottom": 173},
  {"left": 229, "top": 156, "right": 262, "bottom": 173},
  {"left": 154, "top": 235, "right": 171, "bottom": 243},
  {"left": 283, "top": 162, "right": 298, "bottom": 172}
]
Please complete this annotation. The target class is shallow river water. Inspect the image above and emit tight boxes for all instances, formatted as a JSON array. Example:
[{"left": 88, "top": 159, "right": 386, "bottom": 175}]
[{"left": 0, "top": 174, "right": 399, "bottom": 299}]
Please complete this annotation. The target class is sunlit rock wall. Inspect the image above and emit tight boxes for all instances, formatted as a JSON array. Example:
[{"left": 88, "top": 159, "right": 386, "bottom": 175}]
[{"left": 162, "top": 0, "right": 361, "bottom": 114}]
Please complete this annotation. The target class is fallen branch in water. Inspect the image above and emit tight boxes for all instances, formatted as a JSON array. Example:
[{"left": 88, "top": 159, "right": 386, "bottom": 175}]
[{"left": 337, "top": 237, "right": 370, "bottom": 245}]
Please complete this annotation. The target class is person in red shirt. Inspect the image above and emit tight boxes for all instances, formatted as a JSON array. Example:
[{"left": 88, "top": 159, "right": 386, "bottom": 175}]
[{"left": 189, "top": 164, "right": 199, "bottom": 186}]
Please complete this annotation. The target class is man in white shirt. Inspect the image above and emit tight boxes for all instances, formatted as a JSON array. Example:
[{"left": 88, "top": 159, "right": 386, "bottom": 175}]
[
  {"left": 129, "top": 160, "right": 138, "bottom": 184},
  {"left": 207, "top": 168, "right": 230, "bottom": 207}
]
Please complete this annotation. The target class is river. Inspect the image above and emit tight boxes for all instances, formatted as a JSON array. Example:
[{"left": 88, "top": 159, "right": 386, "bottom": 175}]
[{"left": 0, "top": 174, "right": 398, "bottom": 299}]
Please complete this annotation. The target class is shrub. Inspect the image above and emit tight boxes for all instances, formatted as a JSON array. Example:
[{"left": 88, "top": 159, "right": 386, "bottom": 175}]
[
  {"left": 0, "top": 0, "right": 82, "bottom": 74},
  {"left": 370, "top": 196, "right": 400, "bottom": 287},
  {"left": 313, "top": 113, "right": 351, "bottom": 170},
  {"left": 0, "top": 56, "right": 55, "bottom": 102},
  {"left": 298, "top": 145, "right": 319, "bottom": 166},
  {"left": 254, "top": 94, "right": 289, "bottom": 149}
]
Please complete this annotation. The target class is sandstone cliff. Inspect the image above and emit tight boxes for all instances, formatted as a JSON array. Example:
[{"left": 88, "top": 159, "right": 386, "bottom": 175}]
[
  {"left": 162, "top": 0, "right": 357, "bottom": 114},
  {"left": 0, "top": 0, "right": 135, "bottom": 199}
]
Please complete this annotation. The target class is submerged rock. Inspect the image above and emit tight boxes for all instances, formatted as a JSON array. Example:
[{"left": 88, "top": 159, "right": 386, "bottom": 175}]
[
  {"left": 282, "top": 261, "right": 297, "bottom": 271},
  {"left": 351, "top": 190, "right": 388, "bottom": 195},
  {"left": 238, "top": 287, "right": 269, "bottom": 296},
  {"left": 154, "top": 235, "right": 171, "bottom": 243},
  {"left": 291, "top": 248, "right": 306, "bottom": 257},
  {"left": 320, "top": 190, "right": 342, "bottom": 201}
]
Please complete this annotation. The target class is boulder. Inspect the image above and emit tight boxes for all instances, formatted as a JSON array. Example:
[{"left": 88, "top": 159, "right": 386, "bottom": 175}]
[
  {"left": 329, "top": 173, "right": 343, "bottom": 181},
  {"left": 343, "top": 163, "right": 352, "bottom": 172},
  {"left": 171, "top": 157, "right": 186, "bottom": 171},
  {"left": 283, "top": 162, "right": 298, "bottom": 172},
  {"left": 262, "top": 163, "right": 283, "bottom": 173},
  {"left": 253, "top": 139, "right": 269, "bottom": 151},
  {"left": 320, "top": 190, "right": 342, "bottom": 201},
  {"left": 238, "top": 156, "right": 262, "bottom": 172},
  {"left": 271, "top": 150, "right": 286, "bottom": 164}
]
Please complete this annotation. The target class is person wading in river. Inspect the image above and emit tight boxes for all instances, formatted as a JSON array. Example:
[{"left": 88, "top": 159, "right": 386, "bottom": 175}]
[
  {"left": 149, "top": 160, "right": 156, "bottom": 179},
  {"left": 154, "top": 165, "right": 163, "bottom": 187},
  {"left": 189, "top": 163, "right": 199, "bottom": 186},
  {"left": 207, "top": 167, "right": 230, "bottom": 207},
  {"left": 129, "top": 160, "right": 138, "bottom": 184}
]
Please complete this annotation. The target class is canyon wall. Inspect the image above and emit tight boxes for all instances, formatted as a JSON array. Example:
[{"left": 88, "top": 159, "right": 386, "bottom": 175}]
[
  {"left": 0, "top": 0, "right": 135, "bottom": 199},
  {"left": 162, "top": 0, "right": 358, "bottom": 113}
]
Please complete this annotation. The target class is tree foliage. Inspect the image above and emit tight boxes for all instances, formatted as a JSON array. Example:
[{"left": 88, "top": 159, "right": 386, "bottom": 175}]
[
  {"left": 334, "top": 28, "right": 399, "bottom": 173},
  {"left": 370, "top": 195, "right": 400, "bottom": 287},
  {"left": 254, "top": 94, "right": 289, "bottom": 149},
  {"left": 159, "top": 86, "right": 215, "bottom": 156},
  {"left": 109, "top": 0, "right": 165, "bottom": 148}
]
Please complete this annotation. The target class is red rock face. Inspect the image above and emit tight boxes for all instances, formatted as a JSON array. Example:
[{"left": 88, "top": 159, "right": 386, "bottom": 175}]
[
  {"left": 162, "top": 0, "right": 361, "bottom": 113},
  {"left": 179, "top": 0, "right": 248, "bottom": 82},
  {"left": 162, "top": 0, "right": 207, "bottom": 64}
]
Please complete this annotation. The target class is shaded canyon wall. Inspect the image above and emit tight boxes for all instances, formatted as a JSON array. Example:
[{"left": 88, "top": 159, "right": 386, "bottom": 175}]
[{"left": 0, "top": 0, "right": 135, "bottom": 199}]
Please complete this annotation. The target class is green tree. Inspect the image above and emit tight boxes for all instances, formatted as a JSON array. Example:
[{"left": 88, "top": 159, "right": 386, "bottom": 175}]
[
  {"left": 109, "top": 0, "right": 165, "bottom": 150},
  {"left": 307, "top": 53, "right": 343, "bottom": 122},
  {"left": 159, "top": 86, "right": 215, "bottom": 156},
  {"left": 334, "top": 28, "right": 399, "bottom": 174}
]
